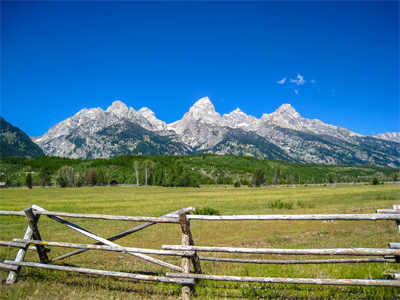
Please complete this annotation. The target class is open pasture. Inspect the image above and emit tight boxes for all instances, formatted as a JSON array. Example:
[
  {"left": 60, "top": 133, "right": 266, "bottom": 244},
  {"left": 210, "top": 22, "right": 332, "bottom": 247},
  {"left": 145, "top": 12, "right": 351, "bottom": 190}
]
[{"left": 1, "top": 184, "right": 400, "bottom": 299}]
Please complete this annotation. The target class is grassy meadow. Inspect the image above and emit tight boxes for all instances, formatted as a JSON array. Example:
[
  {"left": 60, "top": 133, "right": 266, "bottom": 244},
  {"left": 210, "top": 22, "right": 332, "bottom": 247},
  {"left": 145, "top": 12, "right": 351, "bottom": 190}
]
[{"left": 1, "top": 184, "right": 400, "bottom": 299}]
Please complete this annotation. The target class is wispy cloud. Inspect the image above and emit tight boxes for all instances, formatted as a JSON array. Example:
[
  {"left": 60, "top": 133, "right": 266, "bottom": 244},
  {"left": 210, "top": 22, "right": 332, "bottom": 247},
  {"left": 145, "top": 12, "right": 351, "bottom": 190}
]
[
  {"left": 277, "top": 73, "right": 318, "bottom": 95},
  {"left": 290, "top": 74, "right": 306, "bottom": 86},
  {"left": 276, "top": 77, "right": 287, "bottom": 85}
]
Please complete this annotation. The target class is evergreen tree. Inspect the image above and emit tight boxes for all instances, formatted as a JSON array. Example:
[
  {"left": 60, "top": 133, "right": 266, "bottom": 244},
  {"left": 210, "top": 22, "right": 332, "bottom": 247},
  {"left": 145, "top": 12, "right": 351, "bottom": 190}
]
[
  {"left": 273, "top": 168, "right": 280, "bottom": 185},
  {"left": 39, "top": 167, "right": 52, "bottom": 187},
  {"left": 25, "top": 173, "right": 32, "bottom": 189},
  {"left": 96, "top": 168, "right": 106, "bottom": 185},
  {"left": 253, "top": 169, "right": 265, "bottom": 187}
]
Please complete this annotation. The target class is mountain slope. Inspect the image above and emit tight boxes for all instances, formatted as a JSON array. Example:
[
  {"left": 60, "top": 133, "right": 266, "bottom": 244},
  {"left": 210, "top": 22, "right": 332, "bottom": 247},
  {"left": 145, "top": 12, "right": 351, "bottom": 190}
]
[
  {"left": 39, "top": 120, "right": 190, "bottom": 159},
  {"left": 0, "top": 117, "right": 44, "bottom": 158},
  {"left": 35, "top": 101, "right": 174, "bottom": 158},
  {"left": 203, "top": 128, "right": 295, "bottom": 161},
  {"left": 375, "top": 132, "right": 400, "bottom": 143}
]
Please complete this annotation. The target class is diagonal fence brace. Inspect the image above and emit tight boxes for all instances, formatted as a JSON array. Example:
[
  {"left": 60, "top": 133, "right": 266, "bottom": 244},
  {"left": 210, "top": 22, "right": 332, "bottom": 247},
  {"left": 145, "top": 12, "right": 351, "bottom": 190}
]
[
  {"left": 5, "top": 224, "right": 33, "bottom": 284},
  {"left": 51, "top": 207, "right": 195, "bottom": 262},
  {"left": 24, "top": 207, "right": 49, "bottom": 263},
  {"left": 31, "top": 205, "right": 183, "bottom": 272}
]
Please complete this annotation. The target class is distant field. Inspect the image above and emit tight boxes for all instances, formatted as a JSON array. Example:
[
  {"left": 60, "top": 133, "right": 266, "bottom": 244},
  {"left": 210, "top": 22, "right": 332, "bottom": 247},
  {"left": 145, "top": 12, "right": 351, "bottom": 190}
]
[{"left": 1, "top": 184, "right": 400, "bottom": 299}]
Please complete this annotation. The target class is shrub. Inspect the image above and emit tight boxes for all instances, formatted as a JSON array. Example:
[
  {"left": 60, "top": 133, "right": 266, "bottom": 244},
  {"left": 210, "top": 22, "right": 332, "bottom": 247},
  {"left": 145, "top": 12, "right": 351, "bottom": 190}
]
[
  {"left": 268, "top": 200, "right": 293, "bottom": 210},
  {"left": 56, "top": 166, "right": 74, "bottom": 187},
  {"left": 234, "top": 181, "right": 241, "bottom": 188},
  {"left": 75, "top": 171, "right": 86, "bottom": 187},
  {"left": 371, "top": 177, "right": 380, "bottom": 185},
  {"left": 194, "top": 207, "right": 220, "bottom": 215},
  {"left": 296, "top": 200, "right": 315, "bottom": 209}
]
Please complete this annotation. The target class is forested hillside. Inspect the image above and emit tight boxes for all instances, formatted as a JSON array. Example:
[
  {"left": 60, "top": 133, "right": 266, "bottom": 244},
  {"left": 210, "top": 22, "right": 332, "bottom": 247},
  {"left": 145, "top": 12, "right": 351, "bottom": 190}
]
[
  {"left": 1, "top": 154, "right": 398, "bottom": 188},
  {"left": 0, "top": 117, "right": 44, "bottom": 158}
]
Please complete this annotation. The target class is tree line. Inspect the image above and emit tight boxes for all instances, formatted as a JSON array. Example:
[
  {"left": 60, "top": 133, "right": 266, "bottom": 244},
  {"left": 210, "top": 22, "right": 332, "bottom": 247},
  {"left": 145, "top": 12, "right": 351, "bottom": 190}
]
[{"left": 1, "top": 154, "right": 398, "bottom": 188}]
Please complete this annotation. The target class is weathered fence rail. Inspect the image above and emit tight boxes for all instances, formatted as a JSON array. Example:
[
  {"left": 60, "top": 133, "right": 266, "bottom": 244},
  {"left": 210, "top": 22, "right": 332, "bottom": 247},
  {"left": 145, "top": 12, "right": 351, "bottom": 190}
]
[{"left": 1, "top": 204, "right": 400, "bottom": 299}]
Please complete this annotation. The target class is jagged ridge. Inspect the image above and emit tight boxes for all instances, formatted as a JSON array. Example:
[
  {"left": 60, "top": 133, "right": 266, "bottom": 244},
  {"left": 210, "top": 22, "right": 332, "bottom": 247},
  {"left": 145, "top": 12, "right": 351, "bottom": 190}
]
[{"left": 32, "top": 97, "right": 400, "bottom": 167}]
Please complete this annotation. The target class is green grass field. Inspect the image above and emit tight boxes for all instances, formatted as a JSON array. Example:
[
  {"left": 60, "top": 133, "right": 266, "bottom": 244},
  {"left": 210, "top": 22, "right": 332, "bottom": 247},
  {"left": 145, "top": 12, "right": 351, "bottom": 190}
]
[{"left": 1, "top": 184, "right": 400, "bottom": 299}]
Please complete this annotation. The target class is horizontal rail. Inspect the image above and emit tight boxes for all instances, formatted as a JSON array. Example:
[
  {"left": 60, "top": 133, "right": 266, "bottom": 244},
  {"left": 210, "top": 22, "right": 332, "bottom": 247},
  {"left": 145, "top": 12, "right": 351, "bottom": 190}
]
[
  {"left": 163, "top": 245, "right": 400, "bottom": 256},
  {"left": 0, "top": 211, "right": 25, "bottom": 216},
  {"left": 0, "top": 240, "right": 28, "bottom": 248},
  {"left": 389, "top": 243, "right": 400, "bottom": 249},
  {"left": 0, "top": 240, "right": 42, "bottom": 252},
  {"left": 11, "top": 239, "right": 194, "bottom": 257},
  {"left": 4, "top": 260, "right": 194, "bottom": 285},
  {"left": 187, "top": 214, "right": 400, "bottom": 221},
  {"left": 166, "top": 273, "right": 400, "bottom": 287},
  {"left": 2, "top": 210, "right": 399, "bottom": 222},
  {"left": 0, "top": 262, "right": 18, "bottom": 271},
  {"left": 0, "top": 207, "right": 195, "bottom": 219},
  {"left": 199, "top": 256, "right": 394, "bottom": 264},
  {"left": 32, "top": 210, "right": 179, "bottom": 223}
]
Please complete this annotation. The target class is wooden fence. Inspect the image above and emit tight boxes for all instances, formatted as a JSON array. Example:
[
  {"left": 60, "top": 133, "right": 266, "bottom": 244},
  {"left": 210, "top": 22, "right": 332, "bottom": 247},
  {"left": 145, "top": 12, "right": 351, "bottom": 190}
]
[{"left": 1, "top": 204, "right": 400, "bottom": 299}]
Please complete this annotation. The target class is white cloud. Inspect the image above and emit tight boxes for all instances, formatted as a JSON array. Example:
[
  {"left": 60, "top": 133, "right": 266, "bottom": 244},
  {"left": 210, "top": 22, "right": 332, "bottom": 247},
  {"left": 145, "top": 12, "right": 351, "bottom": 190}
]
[
  {"left": 277, "top": 77, "right": 287, "bottom": 84},
  {"left": 290, "top": 74, "right": 306, "bottom": 86},
  {"left": 294, "top": 89, "right": 299, "bottom": 95}
]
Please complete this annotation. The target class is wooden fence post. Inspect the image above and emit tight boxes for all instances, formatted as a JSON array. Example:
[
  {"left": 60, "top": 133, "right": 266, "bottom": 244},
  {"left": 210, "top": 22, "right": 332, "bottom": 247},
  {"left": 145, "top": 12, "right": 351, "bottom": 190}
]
[
  {"left": 24, "top": 207, "right": 49, "bottom": 263},
  {"left": 179, "top": 213, "right": 191, "bottom": 300},
  {"left": 179, "top": 212, "right": 202, "bottom": 300},
  {"left": 392, "top": 204, "right": 400, "bottom": 297},
  {"left": 392, "top": 205, "right": 400, "bottom": 262},
  {"left": 6, "top": 225, "right": 33, "bottom": 284}
]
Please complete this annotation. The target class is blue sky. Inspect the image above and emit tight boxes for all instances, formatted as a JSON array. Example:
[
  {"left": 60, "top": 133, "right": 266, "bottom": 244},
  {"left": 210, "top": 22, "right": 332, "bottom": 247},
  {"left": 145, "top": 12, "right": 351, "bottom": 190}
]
[{"left": 2, "top": 1, "right": 398, "bottom": 136}]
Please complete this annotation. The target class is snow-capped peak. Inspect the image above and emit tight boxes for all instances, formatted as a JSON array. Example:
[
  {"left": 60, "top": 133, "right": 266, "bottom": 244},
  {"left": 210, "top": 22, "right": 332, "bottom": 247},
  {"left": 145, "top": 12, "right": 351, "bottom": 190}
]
[
  {"left": 185, "top": 96, "right": 221, "bottom": 124},
  {"left": 106, "top": 100, "right": 130, "bottom": 117}
]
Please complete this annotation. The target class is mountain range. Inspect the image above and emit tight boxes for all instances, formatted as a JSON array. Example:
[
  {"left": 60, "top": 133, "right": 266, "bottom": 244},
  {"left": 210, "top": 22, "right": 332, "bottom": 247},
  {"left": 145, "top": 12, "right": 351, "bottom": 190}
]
[{"left": 29, "top": 97, "right": 399, "bottom": 167}]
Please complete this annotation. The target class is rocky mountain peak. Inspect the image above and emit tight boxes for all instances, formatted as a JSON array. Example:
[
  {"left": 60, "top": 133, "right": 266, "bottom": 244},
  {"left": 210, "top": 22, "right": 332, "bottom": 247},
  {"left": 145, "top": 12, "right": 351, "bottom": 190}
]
[
  {"left": 231, "top": 108, "right": 243, "bottom": 114},
  {"left": 138, "top": 107, "right": 154, "bottom": 116},
  {"left": 273, "top": 103, "right": 301, "bottom": 118},
  {"left": 138, "top": 107, "right": 167, "bottom": 131},
  {"left": 106, "top": 100, "right": 130, "bottom": 117},
  {"left": 186, "top": 97, "right": 221, "bottom": 123},
  {"left": 221, "top": 108, "right": 258, "bottom": 130},
  {"left": 189, "top": 96, "right": 215, "bottom": 112}
]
